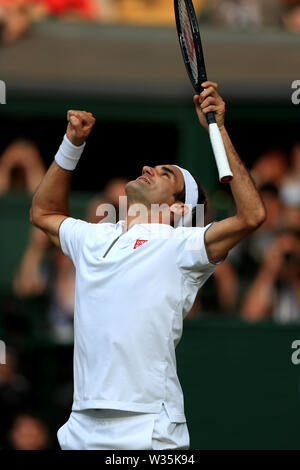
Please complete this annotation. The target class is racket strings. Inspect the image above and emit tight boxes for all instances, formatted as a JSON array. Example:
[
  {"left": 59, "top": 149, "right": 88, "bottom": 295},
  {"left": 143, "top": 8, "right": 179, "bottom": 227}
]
[{"left": 178, "top": 0, "right": 198, "bottom": 83}]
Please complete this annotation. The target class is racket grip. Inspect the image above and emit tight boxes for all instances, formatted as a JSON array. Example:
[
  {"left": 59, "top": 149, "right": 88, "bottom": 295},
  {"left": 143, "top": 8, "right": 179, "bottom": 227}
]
[
  {"left": 206, "top": 112, "right": 216, "bottom": 125},
  {"left": 208, "top": 123, "right": 233, "bottom": 183}
]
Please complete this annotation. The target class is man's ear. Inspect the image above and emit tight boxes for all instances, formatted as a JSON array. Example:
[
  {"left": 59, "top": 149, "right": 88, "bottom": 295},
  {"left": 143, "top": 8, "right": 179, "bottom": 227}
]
[{"left": 170, "top": 203, "right": 189, "bottom": 217}]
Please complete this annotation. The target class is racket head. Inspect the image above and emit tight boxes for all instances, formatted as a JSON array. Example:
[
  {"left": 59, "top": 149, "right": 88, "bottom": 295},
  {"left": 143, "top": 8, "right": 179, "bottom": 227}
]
[{"left": 174, "top": 0, "right": 207, "bottom": 93}]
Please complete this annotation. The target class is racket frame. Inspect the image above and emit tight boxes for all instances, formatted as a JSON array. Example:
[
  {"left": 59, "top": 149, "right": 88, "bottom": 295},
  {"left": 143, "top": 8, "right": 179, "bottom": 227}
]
[
  {"left": 174, "top": 0, "right": 207, "bottom": 94},
  {"left": 174, "top": 0, "right": 233, "bottom": 183}
]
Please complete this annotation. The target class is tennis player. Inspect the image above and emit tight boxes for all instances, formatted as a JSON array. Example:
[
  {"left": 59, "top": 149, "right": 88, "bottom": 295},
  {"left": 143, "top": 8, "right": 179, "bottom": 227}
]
[{"left": 30, "top": 81, "right": 266, "bottom": 450}]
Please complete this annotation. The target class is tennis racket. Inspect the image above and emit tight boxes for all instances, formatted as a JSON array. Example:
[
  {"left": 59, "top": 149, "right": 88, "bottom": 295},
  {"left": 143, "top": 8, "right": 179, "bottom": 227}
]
[{"left": 174, "top": 0, "right": 233, "bottom": 183}]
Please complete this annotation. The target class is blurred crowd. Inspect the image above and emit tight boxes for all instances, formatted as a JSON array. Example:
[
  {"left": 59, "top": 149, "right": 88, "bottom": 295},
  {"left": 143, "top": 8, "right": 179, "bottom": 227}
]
[
  {"left": 190, "top": 143, "right": 300, "bottom": 323},
  {"left": 0, "top": 135, "right": 300, "bottom": 448},
  {"left": 1, "top": 0, "right": 300, "bottom": 43},
  {"left": 0, "top": 350, "right": 51, "bottom": 449}
]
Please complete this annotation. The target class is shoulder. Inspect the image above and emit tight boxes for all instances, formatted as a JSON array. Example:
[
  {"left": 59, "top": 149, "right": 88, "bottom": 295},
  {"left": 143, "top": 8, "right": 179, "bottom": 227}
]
[
  {"left": 174, "top": 224, "right": 218, "bottom": 278},
  {"left": 59, "top": 217, "right": 120, "bottom": 257},
  {"left": 60, "top": 217, "right": 120, "bottom": 236},
  {"left": 172, "top": 224, "right": 211, "bottom": 248}
]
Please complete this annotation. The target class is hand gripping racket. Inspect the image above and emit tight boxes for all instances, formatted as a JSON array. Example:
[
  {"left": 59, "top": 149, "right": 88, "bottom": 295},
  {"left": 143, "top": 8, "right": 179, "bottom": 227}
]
[{"left": 174, "top": 0, "right": 233, "bottom": 183}]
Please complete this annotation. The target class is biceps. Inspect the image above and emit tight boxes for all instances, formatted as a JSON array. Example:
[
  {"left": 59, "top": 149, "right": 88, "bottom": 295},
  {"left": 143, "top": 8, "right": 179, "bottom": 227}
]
[{"left": 205, "top": 216, "right": 253, "bottom": 263}]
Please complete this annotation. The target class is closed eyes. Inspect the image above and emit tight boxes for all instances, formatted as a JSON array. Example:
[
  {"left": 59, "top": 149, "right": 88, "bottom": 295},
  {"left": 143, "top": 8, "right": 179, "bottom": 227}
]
[{"left": 155, "top": 165, "right": 176, "bottom": 180}]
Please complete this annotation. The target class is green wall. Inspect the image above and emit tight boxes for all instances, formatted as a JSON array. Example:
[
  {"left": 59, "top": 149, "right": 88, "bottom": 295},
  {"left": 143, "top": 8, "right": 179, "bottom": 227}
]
[{"left": 178, "top": 317, "right": 300, "bottom": 450}]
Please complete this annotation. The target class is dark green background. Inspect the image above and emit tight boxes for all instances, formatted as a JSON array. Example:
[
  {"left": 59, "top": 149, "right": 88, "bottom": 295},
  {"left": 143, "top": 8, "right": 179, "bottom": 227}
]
[{"left": 178, "top": 317, "right": 300, "bottom": 450}]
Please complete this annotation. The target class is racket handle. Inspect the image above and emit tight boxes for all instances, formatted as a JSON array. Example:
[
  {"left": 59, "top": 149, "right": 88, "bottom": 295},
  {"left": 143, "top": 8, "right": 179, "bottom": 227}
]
[
  {"left": 206, "top": 111, "right": 216, "bottom": 126},
  {"left": 208, "top": 122, "right": 233, "bottom": 183}
]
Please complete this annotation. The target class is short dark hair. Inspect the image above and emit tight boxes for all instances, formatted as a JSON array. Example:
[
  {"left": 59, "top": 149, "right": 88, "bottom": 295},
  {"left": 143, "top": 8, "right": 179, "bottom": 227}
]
[{"left": 173, "top": 176, "right": 207, "bottom": 227}]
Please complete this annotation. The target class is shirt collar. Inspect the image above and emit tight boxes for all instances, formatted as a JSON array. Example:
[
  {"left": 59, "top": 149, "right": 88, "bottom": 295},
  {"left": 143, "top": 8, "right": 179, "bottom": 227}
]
[{"left": 117, "top": 220, "right": 174, "bottom": 234}]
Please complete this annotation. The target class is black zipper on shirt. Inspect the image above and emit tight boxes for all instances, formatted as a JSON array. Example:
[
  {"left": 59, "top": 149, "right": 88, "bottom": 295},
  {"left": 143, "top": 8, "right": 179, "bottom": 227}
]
[
  {"left": 103, "top": 235, "right": 122, "bottom": 259},
  {"left": 103, "top": 224, "right": 136, "bottom": 259}
]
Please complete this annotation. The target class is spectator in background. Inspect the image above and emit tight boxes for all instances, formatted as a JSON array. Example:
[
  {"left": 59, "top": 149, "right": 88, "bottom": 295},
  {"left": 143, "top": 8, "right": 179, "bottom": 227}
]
[
  {"left": 185, "top": 258, "right": 239, "bottom": 320},
  {"left": 205, "top": 0, "right": 283, "bottom": 29},
  {"left": 241, "top": 180, "right": 300, "bottom": 323},
  {"left": 0, "top": 351, "right": 32, "bottom": 447},
  {"left": 197, "top": 181, "right": 283, "bottom": 319},
  {"left": 0, "top": 0, "right": 103, "bottom": 43},
  {"left": 185, "top": 194, "right": 239, "bottom": 319},
  {"left": 0, "top": 136, "right": 75, "bottom": 342},
  {"left": 0, "top": 136, "right": 53, "bottom": 336},
  {"left": 47, "top": 248, "right": 75, "bottom": 343},
  {"left": 0, "top": 1, "right": 31, "bottom": 43},
  {"left": 13, "top": 227, "right": 49, "bottom": 298},
  {"left": 7, "top": 412, "right": 50, "bottom": 450},
  {"left": 116, "top": 0, "right": 205, "bottom": 25},
  {"left": 0, "top": 138, "right": 45, "bottom": 195},
  {"left": 0, "top": 136, "right": 55, "bottom": 327},
  {"left": 229, "top": 182, "right": 283, "bottom": 275},
  {"left": 282, "top": 0, "right": 300, "bottom": 31},
  {"left": 285, "top": 141, "right": 300, "bottom": 183},
  {"left": 280, "top": 180, "right": 300, "bottom": 232},
  {"left": 13, "top": 227, "right": 76, "bottom": 343},
  {"left": 251, "top": 147, "right": 289, "bottom": 189}
]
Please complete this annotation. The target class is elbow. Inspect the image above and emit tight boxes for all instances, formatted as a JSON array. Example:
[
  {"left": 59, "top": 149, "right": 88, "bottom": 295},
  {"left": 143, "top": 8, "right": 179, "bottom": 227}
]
[
  {"left": 30, "top": 206, "right": 38, "bottom": 227},
  {"left": 258, "top": 208, "right": 267, "bottom": 227},
  {"left": 29, "top": 206, "right": 35, "bottom": 226},
  {"left": 30, "top": 204, "right": 44, "bottom": 228},
  {"left": 249, "top": 209, "right": 267, "bottom": 230},
  {"left": 256, "top": 205, "right": 267, "bottom": 227},
  {"left": 242, "top": 206, "right": 267, "bottom": 231},
  {"left": 30, "top": 194, "right": 45, "bottom": 227}
]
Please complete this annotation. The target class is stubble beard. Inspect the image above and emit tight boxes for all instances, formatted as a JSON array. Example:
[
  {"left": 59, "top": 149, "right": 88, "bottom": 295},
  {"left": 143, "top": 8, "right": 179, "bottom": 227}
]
[{"left": 125, "top": 180, "right": 153, "bottom": 210}]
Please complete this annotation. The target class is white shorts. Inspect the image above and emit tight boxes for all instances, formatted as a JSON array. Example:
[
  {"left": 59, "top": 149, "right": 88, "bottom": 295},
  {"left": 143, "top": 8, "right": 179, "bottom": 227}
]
[{"left": 57, "top": 403, "right": 190, "bottom": 450}]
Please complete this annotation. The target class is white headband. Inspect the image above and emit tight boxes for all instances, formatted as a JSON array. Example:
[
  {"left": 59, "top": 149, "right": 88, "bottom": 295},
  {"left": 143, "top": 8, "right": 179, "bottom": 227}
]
[{"left": 174, "top": 165, "right": 198, "bottom": 227}]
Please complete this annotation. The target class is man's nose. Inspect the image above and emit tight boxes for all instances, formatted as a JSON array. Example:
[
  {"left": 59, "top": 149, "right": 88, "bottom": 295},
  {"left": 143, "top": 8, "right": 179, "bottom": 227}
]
[{"left": 142, "top": 166, "right": 154, "bottom": 177}]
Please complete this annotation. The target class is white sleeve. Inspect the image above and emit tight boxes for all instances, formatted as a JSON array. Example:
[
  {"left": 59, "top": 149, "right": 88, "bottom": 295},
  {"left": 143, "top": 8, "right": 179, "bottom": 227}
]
[
  {"left": 175, "top": 224, "right": 221, "bottom": 284},
  {"left": 59, "top": 217, "right": 89, "bottom": 263}
]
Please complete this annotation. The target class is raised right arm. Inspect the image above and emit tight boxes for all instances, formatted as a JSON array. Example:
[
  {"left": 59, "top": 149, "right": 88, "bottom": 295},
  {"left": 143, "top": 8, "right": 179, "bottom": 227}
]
[{"left": 30, "top": 110, "right": 96, "bottom": 248}]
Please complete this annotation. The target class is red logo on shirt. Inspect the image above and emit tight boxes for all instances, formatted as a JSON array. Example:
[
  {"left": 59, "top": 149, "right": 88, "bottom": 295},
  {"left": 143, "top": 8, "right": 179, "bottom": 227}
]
[{"left": 133, "top": 239, "right": 148, "bottom": 250}]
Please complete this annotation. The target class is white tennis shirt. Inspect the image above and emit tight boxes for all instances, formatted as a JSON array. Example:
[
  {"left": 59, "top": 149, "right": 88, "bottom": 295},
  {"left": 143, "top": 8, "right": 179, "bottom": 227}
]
[{"left": 59, "top": 218, "right": 217, "bottom": 423}]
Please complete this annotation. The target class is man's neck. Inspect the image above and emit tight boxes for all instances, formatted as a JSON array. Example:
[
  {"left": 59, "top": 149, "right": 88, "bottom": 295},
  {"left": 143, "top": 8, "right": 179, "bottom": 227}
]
[
  {"left": 124, "top": 214, "right": 151, "bottom": 232},
  {"left": 124, "top": 208, "right": 173, "bottom": 232}
]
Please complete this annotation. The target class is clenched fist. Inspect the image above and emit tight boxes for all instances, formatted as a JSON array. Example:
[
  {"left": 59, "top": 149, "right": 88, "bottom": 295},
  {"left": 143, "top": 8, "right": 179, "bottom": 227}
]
[
  {"left": 193, "top": 81, "right": 226, "bottom": 131},
  {"left": 66, "top": 110, "right": 96, "bottom": 147}
]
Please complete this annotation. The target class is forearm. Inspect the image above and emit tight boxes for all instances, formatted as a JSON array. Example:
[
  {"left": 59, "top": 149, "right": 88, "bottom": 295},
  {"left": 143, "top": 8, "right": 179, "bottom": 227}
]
[
  {"left": 31, "top": 162, "right": 72, "bottom": 221},
  {"left": 31, "top": 133, "right": 85, "bottom": 224},
  {"left": 30, "top": 111, "right": 95, "bottom": 246},
  {"left": 220, "top": 127, "right": 266, "bottom": 227},
  {"left": 197, "top": 83, "right": 267, "bottom": 263}
]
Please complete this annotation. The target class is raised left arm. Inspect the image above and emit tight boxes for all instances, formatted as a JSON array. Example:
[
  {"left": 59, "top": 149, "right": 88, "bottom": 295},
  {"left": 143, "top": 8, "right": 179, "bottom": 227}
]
[{"left": 194, "top": 82, "right": 266, "bottom": 264}]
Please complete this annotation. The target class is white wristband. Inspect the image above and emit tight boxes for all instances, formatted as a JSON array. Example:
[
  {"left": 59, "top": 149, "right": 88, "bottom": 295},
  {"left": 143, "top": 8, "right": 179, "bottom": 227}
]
[{"left": 54, "top": 134, "right": 86, "bottom": 171}]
